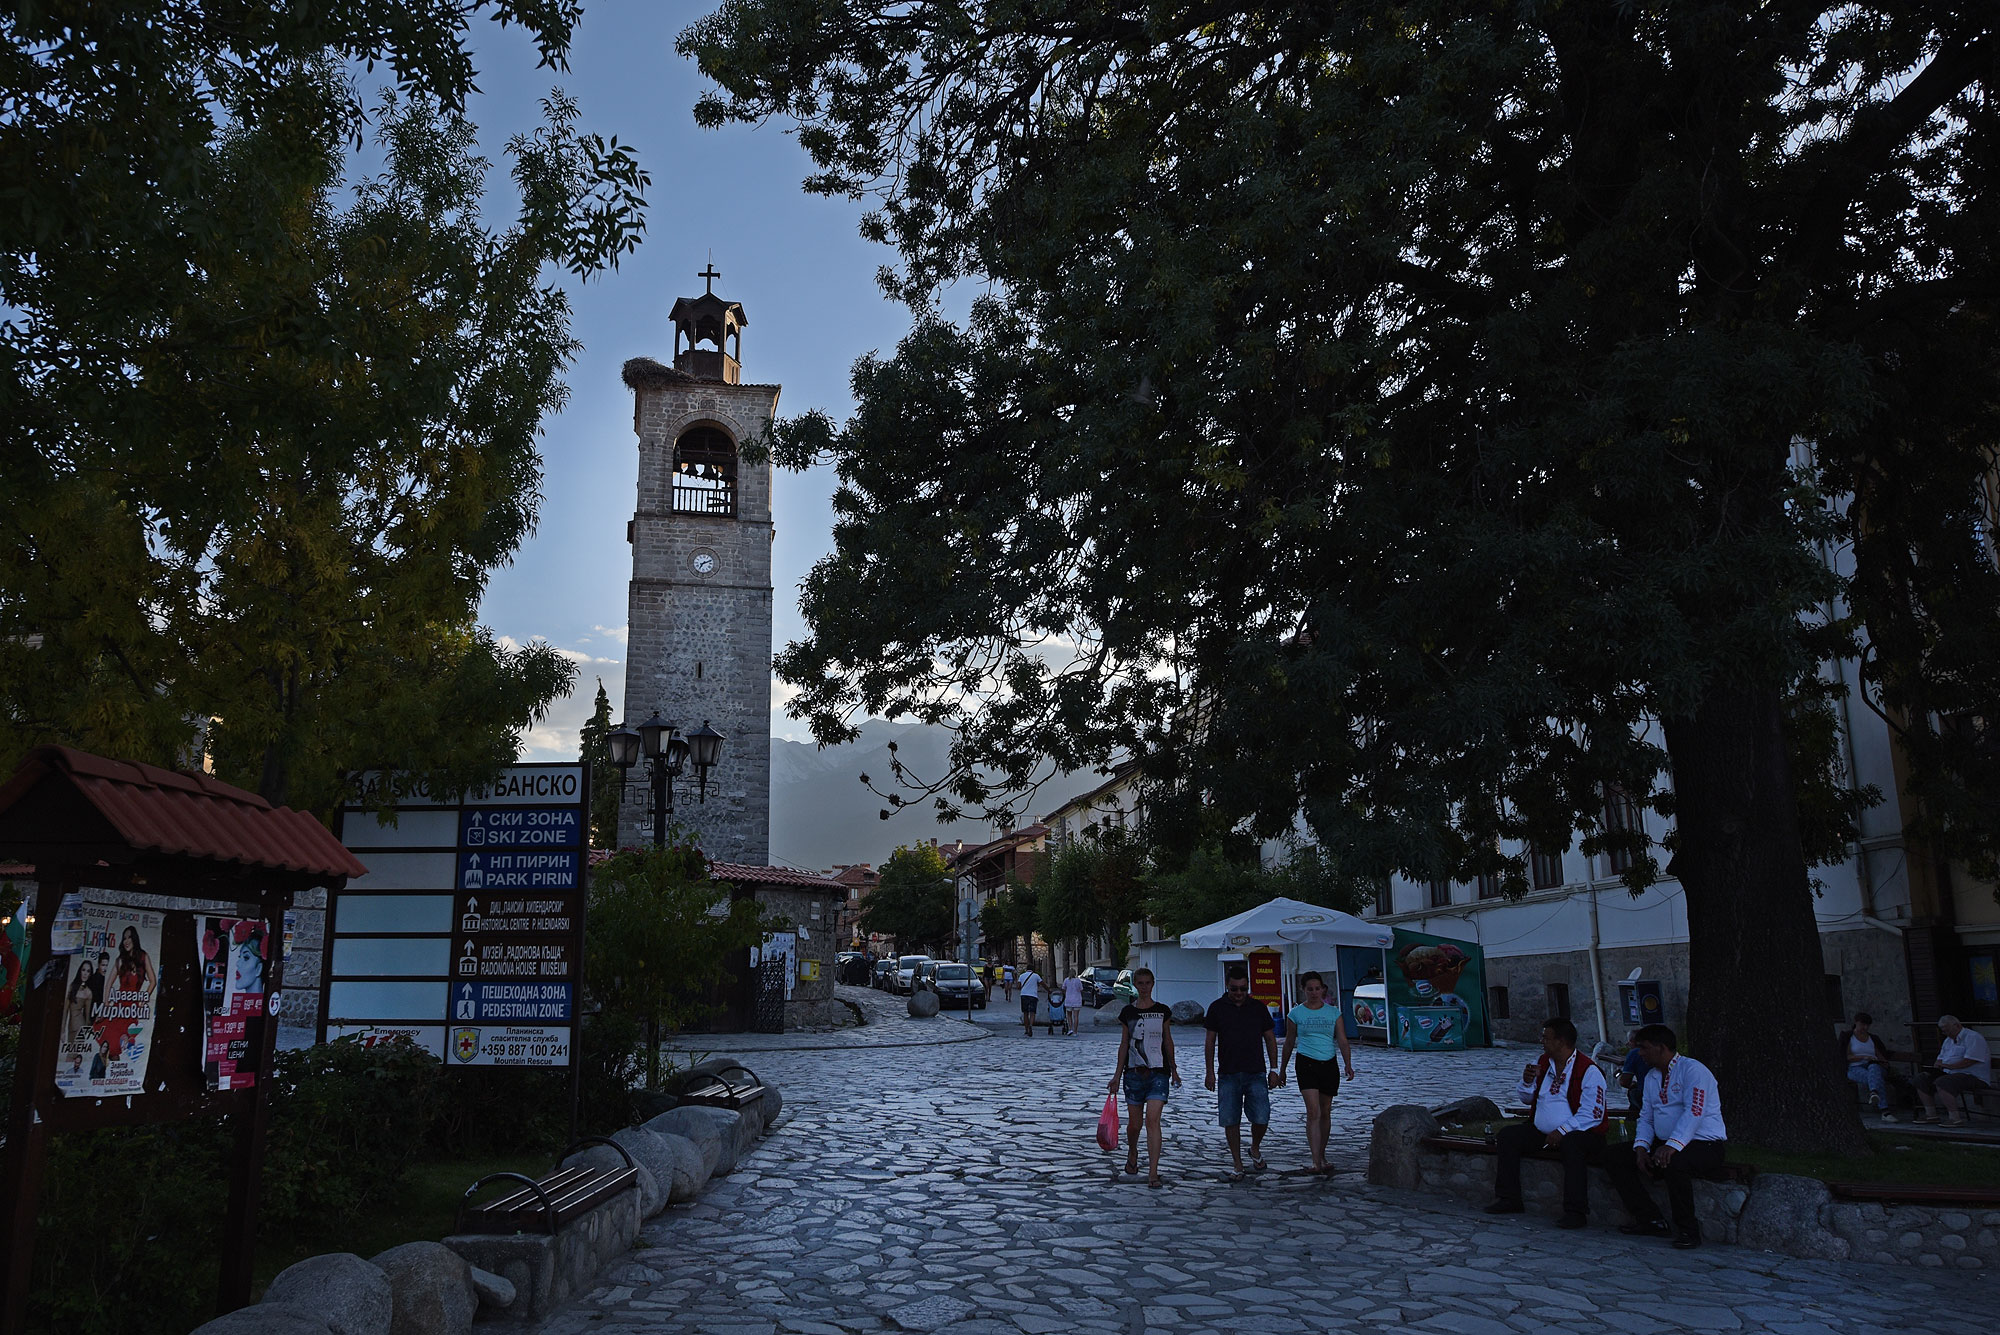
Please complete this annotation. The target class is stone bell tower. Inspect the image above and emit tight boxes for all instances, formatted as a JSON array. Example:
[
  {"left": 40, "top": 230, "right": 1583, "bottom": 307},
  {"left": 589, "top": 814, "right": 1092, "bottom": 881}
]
[{"left": 618, "top": 265, "right": 777, "bottom": 863}]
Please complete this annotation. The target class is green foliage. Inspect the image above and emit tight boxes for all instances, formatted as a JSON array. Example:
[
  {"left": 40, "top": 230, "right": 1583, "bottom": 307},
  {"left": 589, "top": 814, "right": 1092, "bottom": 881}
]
[
  {"left": 1142, "top": 841, "right": 1375, "bottom": 942},
  {"left": 857, "top": 843, "right": 957, "bottom": 951},
  {"left": 682, "top": 1, "right": 1998, "bottom": 883},
  {"left": 1142, "top": 842, "right": 1271, "bottom": 942},
  {"left": 0, "top": 3, "right": 649, "bottom": 810},
  {"left": 587, "top": 838, "right": 771, "bottom": 1086},
  {"left": 579, "top": 678, "right": 623, "bottom": 850},
  {"left": 1037, "top": 828, "right": 1148, "bottom": 952},
  {"left": 31, "top": 1035, "right": 452, "bottom": 1335}
]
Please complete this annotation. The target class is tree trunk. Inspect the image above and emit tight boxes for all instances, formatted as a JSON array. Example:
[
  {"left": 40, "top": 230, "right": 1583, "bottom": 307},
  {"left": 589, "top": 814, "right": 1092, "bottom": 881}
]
[{"left": 1663, "top": 686, "right": 1867, "bottom": 1155}]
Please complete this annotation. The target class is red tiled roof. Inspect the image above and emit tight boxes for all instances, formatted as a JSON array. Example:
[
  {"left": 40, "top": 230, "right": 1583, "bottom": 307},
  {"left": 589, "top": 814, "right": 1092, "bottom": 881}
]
[
  {"left": 0, "top": 746, "right": 367, "bottom": 880},
  {"left": 708, "top": 860, "right": 843, "bottom": 890}
]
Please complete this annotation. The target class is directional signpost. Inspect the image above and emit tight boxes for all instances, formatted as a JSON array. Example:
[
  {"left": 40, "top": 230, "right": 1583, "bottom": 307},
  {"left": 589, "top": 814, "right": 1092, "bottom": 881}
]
[{"left": 324, "top": 764, "right": 589, "bottom": 1084}]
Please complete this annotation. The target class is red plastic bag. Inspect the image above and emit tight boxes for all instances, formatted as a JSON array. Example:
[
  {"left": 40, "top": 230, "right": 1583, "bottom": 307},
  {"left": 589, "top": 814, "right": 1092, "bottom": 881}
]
[{"left": 1096, "top": 1092, "right": 1120, "bottom": 1152}]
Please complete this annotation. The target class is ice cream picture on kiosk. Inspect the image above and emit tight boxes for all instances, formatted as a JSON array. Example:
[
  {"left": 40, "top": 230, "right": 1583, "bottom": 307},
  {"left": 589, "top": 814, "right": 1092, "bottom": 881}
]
[{"left": 1396, "top": 940, "right": 1471, "bottom": 1045}]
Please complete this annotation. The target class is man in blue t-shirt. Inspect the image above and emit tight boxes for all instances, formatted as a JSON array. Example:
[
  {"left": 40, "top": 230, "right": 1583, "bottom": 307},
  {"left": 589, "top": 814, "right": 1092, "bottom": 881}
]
[{"left": 1204, "top": 965, "right": 1280, "bottom": 1180}]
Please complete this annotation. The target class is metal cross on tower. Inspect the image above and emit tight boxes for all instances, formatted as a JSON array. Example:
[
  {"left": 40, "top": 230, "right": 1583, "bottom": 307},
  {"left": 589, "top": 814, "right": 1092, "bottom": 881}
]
[{"left": 699, "top": 262, "right": 721, "bottom": 295}]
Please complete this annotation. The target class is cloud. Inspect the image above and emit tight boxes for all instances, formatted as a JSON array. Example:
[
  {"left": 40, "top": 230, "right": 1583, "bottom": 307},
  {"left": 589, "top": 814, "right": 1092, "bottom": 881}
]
[
  {"left": 553, "top": 646, "right": 621, "bottom": 667},
  {"left": 594, "top": 624, "right": 629, "bottom": 645}
]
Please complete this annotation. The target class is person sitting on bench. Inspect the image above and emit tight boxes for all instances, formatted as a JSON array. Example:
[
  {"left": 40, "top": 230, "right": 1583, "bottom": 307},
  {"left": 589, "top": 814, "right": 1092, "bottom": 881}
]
[
  {"left": 1605, "top": 1023, "right": 1727, "bottom": 1249},
  {"left": 1485, "top": 1016, "right": 1608, "bottom": 1229},
  {"left": 1914, "top": 1015, "right": 1992, "bottom": 1127},
  {"left": 1838, "top": 1011, "right": 1909, "bottom": 1119}
]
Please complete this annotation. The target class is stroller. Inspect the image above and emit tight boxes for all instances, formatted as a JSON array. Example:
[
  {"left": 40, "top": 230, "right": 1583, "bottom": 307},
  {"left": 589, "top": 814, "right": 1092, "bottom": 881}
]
[{"left": 1045, "top": 991, "right": 1066, "bottom": 1035}]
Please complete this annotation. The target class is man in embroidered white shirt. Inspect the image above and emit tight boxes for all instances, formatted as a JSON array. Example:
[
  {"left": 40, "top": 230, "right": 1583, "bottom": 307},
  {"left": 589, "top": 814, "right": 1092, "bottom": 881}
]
[
  {"left": 1604, "top": 1022, "right": 1728, "bottom": 1249},
  {"left": 1484, "top": 1016, "right": 1609, "bottom": 1229}
]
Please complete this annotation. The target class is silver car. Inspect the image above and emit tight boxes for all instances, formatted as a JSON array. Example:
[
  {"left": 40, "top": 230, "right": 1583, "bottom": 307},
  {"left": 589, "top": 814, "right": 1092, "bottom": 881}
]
[{"left": 893, "top": 954, "right": 932, "bottom": 995}]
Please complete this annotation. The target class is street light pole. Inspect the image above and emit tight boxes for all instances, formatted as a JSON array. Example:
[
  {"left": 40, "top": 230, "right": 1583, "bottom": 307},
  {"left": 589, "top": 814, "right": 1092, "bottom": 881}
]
[{"left": 607, "top": 713, "right": 725, "bottom": 846}]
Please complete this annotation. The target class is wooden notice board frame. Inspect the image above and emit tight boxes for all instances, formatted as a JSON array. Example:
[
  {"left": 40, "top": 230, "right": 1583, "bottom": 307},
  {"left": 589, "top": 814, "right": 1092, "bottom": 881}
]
[{"left": 0, "top": 747, "right": 363, "bottom": 1334}]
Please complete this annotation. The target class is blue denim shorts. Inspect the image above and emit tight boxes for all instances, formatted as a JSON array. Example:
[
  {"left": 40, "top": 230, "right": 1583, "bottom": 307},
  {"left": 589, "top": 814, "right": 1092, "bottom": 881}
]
[
  {"left": 1123, "top": 1068, "right": 1171, "bottom": 1105},
  {"left": 1216, "top": 1070, "right": 1271, "bottom": 1127}
]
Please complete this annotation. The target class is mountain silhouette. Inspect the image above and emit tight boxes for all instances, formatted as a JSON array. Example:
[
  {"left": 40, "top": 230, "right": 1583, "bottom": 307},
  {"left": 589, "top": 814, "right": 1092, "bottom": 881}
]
[{"left": 768, "top": 719, "right": 1092, "bottom": 870}]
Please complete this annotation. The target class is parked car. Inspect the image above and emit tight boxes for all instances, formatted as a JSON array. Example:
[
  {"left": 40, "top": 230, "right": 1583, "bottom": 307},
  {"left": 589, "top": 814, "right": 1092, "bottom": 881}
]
[
  {"left": 1076, "top": 965, "right": 1122, "bottom": 1008},
  {"left": 930, "top": 961, "right": 986, "bottom": 1010},
  {"left": 872, "top": 958, "right": 897, "bottom": 990},
  {"left": 893, "top": 954, "right": 932, "bottom": 994}
]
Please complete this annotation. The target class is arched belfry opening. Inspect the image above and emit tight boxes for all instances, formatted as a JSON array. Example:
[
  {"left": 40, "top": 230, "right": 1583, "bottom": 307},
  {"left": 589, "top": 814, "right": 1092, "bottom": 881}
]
[{"left": 672, "top": 425, "right": 737, "bottom": 515}]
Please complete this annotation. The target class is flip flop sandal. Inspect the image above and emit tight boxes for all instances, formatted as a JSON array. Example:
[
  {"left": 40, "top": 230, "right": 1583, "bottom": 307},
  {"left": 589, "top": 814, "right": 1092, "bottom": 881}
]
[
  {"left": 1147, "top": 1176, "right": 1164, "bottom": 1189},
  {"left": 1226, "top": 1170, "right": 1246, "bottom": 1182},
  {"left": 1250, "top": 1155, "right": 1267, "bottom": 1170}
]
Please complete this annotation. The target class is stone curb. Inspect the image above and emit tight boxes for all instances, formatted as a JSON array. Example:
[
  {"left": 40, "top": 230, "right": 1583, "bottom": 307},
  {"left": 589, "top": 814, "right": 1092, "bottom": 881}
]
[
  {"left": 660, "top": 1026, "right": 989, "bottom": 1054},
  {"left": 189, "top": 1066, "right": 785, "bottom": 1335}
]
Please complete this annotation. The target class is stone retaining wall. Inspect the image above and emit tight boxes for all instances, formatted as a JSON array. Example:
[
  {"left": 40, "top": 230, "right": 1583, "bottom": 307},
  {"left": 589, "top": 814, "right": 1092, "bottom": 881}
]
[
  {"left": 1370, "top": 1104, "right": 1999, "bottom": 1272},
  {"left": 191, "top": 1063, "right": 784, "bottom": 1335}
]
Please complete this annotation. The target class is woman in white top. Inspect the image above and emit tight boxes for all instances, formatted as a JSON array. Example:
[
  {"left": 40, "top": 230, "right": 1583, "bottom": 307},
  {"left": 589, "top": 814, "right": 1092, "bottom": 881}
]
[{"left": 1063, "top": 973, "right": 1085, "bottom": 1034}]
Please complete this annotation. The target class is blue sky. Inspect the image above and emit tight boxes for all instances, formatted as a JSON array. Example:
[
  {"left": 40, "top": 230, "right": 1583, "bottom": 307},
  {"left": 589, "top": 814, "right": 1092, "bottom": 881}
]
[{"left": 458, "top": 2, "right": 915, "bottom": 757}]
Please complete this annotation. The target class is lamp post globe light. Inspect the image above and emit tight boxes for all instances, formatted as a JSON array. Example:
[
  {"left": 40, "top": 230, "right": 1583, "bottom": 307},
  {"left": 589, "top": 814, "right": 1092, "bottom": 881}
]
[{"left": 609, "top": 714, "right": 724, "bottom": 846}]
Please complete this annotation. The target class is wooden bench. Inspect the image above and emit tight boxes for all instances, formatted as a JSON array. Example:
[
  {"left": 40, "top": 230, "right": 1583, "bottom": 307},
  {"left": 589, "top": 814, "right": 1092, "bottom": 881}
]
[
  {"left": 1422, "top": 1133, "right": 1757, "bottom": 1184},
  {"left": 456, "top": 1137, "right": 639, "bottom": 1235},
  {"left": 665, "top": 1057, "right": 768, "bottom": 1114},
  {"left": 1828, "top": 1181, "right": 2000, "bottom": 1206}
]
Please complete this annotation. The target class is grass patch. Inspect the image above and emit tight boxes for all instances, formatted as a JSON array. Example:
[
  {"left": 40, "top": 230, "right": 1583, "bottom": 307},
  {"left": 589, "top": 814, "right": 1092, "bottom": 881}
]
[
  {"left": 1732, "top": 1133, "right": 2000, "bottom": 1189},
  {"left": 253, "top": 1152, "right": 549, "bottom": 1293}
]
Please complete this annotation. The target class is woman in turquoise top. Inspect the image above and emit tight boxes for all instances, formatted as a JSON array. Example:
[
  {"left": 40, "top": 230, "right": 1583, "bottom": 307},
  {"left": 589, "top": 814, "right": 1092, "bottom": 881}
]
[{"left": 1278, "top": 972, "right": 1356, "bottom": 1175}]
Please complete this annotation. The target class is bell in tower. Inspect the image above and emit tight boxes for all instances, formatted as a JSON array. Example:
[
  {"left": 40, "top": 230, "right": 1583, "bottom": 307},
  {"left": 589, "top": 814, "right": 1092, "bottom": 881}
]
[{"left": 669, "top": 263, "right": 746, "bottom": 383}]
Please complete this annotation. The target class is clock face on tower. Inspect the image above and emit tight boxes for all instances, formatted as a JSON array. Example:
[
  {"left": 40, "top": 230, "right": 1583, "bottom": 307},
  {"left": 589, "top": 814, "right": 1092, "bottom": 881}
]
[{"left": 690, "top": 549, "right": 718, "bottom": 578}]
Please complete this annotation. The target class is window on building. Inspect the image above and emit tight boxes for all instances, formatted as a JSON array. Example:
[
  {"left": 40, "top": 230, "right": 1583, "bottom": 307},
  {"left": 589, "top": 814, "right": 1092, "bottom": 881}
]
[
  {"left": 1529, "top": 847, "right": 1563, "bottom": 890},
  {"left": 1428, "top": 879, "right": 1452, "bottom": 908},
  {"left": 671, "top": 426, "right": 737, "bottom": 515},
  {"left": 1602, "top": 784, "right": 1644, "bottom": 874},
  {"left": 1476, "top": 872, "right": 1503, "bottom": 900},
  {"left": 1490, "top": 986, "right": 1511, "bottom": 1020},
  {"left": 1373, "top": 879, "right": 1393, "bottom": 916},
  {"left": 1546, "top": 982, "right": 1571, "bottom": 1020}
]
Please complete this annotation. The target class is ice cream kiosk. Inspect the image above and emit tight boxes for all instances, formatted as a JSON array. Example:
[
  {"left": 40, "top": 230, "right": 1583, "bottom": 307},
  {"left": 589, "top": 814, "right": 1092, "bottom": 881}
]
[{"left": 1387, "top": 928, "right": 1489, "bottom": 1049}]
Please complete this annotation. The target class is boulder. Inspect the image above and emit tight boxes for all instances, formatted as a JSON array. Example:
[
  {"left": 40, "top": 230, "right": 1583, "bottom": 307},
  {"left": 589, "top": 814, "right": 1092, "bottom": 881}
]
[
  {"left": 369, "top": 1242, "right": 475, "bottom": 1335},
  {"left": 645, "top": 1130, "right": 710, "bottom": 1202},
  {"left": 908, "top": 988, "right": 941, "bottom": 1018},
  {"left": 263, "top": 1253, "right": 393, "bottom": 1335},
  {"left": 563, "top": 1142, "right": 662, "bottom": 1217},
  {"left": 1169, "top": 999, "right": 1205, "bottom": 1024},
  {"left": 189, "top": 1303, "right": 333, "bottom": 1335},
  {"left": 1737, "top": 1173, "right": 1848, "bottom": 1259},
  {"left": 469, "top": 1267, "right": 516, "bottom": 1311},
  {"left": 1367, "top": 1104, "right": 1441, "bottom": 1191},
  {"left": 732, "top": 1101, "right": 765, "bottom": 1152},
  {"left": 756, "top": 1083, "right": 784, "bottom": 1130},
  {"left": 608, "top": 1128, "right": 692, "bottom": 1216},
  {"left": 1429, "top": 1095, "right": 1504, "bottom": 1127},
  {"left": 631, "top": 1088, "right": 678, "bottom": 1121},
  {"left": 645, "top": 1105, "right": 740, "bottom": 1176}
]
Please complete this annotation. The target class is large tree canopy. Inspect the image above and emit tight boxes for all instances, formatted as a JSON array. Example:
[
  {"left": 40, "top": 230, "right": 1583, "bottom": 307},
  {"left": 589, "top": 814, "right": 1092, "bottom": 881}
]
[
  {"left": 1, "top": 1, "right": 649, "bottom": 809},
  {"left": 687, "top": 3, "right": 2000, "bottom": 1151}
]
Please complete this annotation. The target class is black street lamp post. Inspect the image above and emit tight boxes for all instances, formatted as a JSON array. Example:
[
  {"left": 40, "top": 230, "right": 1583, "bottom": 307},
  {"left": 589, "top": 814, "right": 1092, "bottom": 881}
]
[{"left": 608, "top": 713, "right": 725, "bottom": 846}]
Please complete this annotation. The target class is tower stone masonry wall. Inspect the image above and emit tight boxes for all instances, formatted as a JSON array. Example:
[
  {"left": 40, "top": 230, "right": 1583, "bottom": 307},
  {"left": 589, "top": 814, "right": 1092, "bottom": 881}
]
[{"left": 621, "top": 377, "right": 779, "bottom": 865}]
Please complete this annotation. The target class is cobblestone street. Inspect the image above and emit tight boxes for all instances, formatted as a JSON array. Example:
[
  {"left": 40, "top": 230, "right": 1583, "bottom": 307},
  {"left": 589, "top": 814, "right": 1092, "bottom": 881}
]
[{"left": 533, "top": 990, "right": 1990, "bottom": 1335}]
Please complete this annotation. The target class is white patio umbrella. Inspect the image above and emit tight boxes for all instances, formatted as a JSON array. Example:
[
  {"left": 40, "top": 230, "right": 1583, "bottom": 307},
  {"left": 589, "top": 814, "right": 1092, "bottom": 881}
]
[
  {"left": 1177, "top": 896, "right": 1394, "bottom": 950},
  {"left": 1178, "top": 897, "right": 1395, "bottom": 1019}
]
